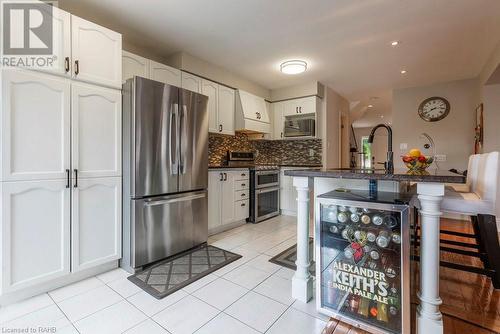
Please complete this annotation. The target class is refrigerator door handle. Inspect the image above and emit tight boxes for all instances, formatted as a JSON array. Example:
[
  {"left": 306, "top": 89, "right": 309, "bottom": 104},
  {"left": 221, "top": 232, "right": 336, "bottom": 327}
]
[
  {"left": 180, "top": 105, "right": 188, "bottom": 174},
  {"left": 144, "top": 192, "right": 207, "bottom": 207},
  {"left": 170, "top": 103, "right": 179, "bottom": 175}
]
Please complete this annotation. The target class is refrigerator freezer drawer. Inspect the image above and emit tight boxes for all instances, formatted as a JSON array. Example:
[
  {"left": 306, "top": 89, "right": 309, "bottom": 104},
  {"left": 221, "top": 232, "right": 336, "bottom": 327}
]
[{"left": 131, "top": 190, "right": 208, "bottom": 269}]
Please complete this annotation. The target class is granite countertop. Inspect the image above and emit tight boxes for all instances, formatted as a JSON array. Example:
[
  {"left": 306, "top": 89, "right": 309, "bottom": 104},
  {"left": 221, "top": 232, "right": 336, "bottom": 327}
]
[
  {"left": 208, "top": 164, "right": 322, "bottom": 169},
  {"left": 284, "top": 168, "right": 466, "bottom": 184}
]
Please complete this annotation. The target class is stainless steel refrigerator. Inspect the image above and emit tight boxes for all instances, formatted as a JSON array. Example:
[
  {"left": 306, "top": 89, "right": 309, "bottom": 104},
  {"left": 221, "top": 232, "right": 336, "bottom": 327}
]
[{"left": 122, "top": 77, "right": 209, "bottom": 273}]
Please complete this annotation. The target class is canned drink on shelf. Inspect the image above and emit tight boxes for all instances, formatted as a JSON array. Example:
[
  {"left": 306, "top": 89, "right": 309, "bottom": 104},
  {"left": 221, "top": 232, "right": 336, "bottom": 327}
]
[
  {"left": 329, "top": 225, "right": 340, "bottom": 234},
  {"left": 337, "top": 212, "right": 348, "bottom": 223},
  {"left": 361, "top": 214, "right": 371, "bottom": 225},
  {"left": 376, "top": 231, "right": 390, "bottom": 248},
  {"left": 383, "top": 215, "right": 398, "bottom": 229},
  {"left": 338, "top": 205, "right": 348, "bottom": 212},
  {"left": 358, "top": 297, "right": 370, "bottom": 317},
  {"left": 392, "top": 232, "right": 401, "bottom": 244},
  {"left": 370, "top": 249, "right": 380, "bottom": 260},
  {"left": 372, "top": 215, "right": 383, "bottom": 226},
  {"left": 326, "top": 209, "right": 337, "bottom": 222},
  {"left": 363, "top": 208, "right": 371, "bottom": 213},
  {"left": 350, "top": 213, "right": 360, "bottom": 223},
  {"left": 354, "top": 230, "right": 367, "bottom": 243},
  {"left": 367, "top": 232, "right": 377, "bottom": 242},
  {"left": 377, "top": 302, "right": 389, "bottom": 322},
  {"left": 341, "top": 227, "right": 354, "bottom": 240},
  {"left": 344, "top": 247, "right": 354, "bottom": 259}
]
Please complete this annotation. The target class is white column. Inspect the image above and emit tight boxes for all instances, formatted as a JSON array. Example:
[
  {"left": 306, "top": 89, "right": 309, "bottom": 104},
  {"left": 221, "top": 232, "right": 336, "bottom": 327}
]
[
  {"left": 292, "top": 177, "right": 313, "bottom": 302},
  {"left": 416, "top": 182, "right": 444, "bottom": 334}
]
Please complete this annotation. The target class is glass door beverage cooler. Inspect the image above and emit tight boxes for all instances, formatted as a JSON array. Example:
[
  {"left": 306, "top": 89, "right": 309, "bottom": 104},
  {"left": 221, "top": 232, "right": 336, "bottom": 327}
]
[{"left": 315, "top": 190, "right": 411, "bottom": 334}]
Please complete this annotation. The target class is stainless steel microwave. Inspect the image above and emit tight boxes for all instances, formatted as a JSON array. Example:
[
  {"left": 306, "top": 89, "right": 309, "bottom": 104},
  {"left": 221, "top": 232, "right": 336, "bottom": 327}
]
[{"left": 284, "top": 113, "right": 316, "bottom": 138}]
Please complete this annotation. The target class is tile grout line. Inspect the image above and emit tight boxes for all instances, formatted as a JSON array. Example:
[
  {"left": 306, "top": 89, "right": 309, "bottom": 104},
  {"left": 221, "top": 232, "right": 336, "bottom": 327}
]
[{"left": 47, "top": 293, "right": 82, "bottom": 334}]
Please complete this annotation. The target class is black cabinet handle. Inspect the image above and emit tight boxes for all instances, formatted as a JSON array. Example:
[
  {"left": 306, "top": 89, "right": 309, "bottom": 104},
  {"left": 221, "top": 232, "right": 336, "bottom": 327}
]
[
  {"left": 242, "top": 184, "right": 246, "bottom": 187},
  {"left": 241, "top": 203, "right": 246, "bottom": 207},
  {"left": 241, "top": 173, "right": 246, "bottom": 177},
  {"left": 65, "top": 57, "right": 70, "bottom": 73},
  {"left": 74, "top": 60, "right": 79, "bottom": 75},
  {"left": 219, "top": 173, "right": 223, "bottom": 181},
  {"left": 219, "top": 124, "right": 222, "bottom": 132},
  {"left": 241, "top": 193, "right": 246, "bottom": 197},
  {"left": 73, "top": 169, "right": 78, "bottom": 188},
  {"left": 66, "top": 169, "right": 70, "bottom": 188},
  {"left": 224, "top": 173, "right": 227, "bottom": 181}
]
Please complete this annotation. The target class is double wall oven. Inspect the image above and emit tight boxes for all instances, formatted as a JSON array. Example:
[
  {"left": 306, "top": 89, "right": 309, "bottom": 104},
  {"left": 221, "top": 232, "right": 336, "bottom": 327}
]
[{"left": 227, "top": 151, "right": 280, "bottom": 223}]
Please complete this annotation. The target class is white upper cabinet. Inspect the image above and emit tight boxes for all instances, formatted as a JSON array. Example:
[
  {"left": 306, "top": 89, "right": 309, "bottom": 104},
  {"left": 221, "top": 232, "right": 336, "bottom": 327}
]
[
  {"left": 122, "top": 51, "right": 150, "bottom": 82},
  {"left": 272, "top": 102, "right": 284, "bottom": 140},
  {"left": 1, "top": 180, "right": 70, "bottom": 293},
  {"left": 150, "top": 61, "right": 181, "bottom": 86},
  {"left": 218, "top": 85, "right": 235, "bottom": 136},
  {"left": 71, "top": 82, "right": 122, "bottom": 179},
  {"left": 284, "top": 96, "right": 318, "bottom": 116},
  {"left": 181, "top": 72, "right": 202, "bottom": 93},
  {"left": 1, "top": 70, "right": 70, "bottom": 182},
  {"left": 202, "top": 79, "right": 219, "bottom": 133},
  {"left": 71, "top": 15, "right": 122, "bottom": 89},
  {"left": 71, "top": 177, "right": 121, "bottom": 272}
]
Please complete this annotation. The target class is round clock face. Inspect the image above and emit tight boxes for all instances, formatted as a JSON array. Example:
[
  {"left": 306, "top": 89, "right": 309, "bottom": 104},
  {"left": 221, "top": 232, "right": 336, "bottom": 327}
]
[{"left": 418, "top": 97, "right": 450, "bottom": 122}]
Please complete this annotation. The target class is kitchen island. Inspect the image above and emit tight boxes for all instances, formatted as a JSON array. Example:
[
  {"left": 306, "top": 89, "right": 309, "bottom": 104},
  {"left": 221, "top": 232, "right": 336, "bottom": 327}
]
[{"left": 284, "top": 168, "right": 465, "bottom": 334}]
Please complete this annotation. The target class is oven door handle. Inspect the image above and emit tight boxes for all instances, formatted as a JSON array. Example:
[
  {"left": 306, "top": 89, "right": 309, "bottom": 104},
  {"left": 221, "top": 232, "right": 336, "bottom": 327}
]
[
  {"left": 255, "top": 170, "right": 279, "bottom": 176},
  {"left": 256, "top": 186, "right": 280, "bottom": 194}
]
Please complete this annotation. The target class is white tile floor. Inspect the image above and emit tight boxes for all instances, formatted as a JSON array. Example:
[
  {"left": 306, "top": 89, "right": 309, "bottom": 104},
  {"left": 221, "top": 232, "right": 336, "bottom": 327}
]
[{"left": 0, "top": 215, "right": 326, "bottom": 334}]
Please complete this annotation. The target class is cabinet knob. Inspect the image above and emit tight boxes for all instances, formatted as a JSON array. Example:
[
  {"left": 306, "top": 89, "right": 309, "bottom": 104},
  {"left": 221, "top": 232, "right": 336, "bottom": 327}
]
[
  {"left": 242, "top": 184, "right": 246, "bottom": 187},
  {"left": 241, "top": 203, "right": 246, "bottom": 207},
  {"left": 219, "top": 124, "right": 223, "bottom": 132},
  {"left": 241, "top": 173, "right": 246, "bottom": 177},
  {"left": 241, "top": 193, "right": 246, "bottom": 197}
]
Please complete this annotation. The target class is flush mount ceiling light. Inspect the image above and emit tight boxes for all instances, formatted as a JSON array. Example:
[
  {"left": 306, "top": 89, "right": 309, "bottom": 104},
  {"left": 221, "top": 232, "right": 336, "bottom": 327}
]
[
  {"left": 368, "top": 104, "right": 374, "bottom": 108},
  {"left": 391, "top": 41, "right": 400, "bottom": 46},
  {"left": 400, "top": 69, "right": 407, "bottom": 74},
  {"left": 280, "top": 60, "right": 307, "bottom": 75}
]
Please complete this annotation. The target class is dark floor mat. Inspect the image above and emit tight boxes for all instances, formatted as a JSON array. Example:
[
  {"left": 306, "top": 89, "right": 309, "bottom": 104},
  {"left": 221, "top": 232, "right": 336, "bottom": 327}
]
[
  {"left": 269, "top": 238, "right": 315, "bottom": 275},
  {"left": 128, "top": 244, "right": 241, "bottom": 299}
]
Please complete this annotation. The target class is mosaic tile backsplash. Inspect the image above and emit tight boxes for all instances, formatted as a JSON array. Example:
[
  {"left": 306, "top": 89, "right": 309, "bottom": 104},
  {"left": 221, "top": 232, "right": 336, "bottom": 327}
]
[{"left": 208, "top": 133, "right": 322, "bottom": 166}]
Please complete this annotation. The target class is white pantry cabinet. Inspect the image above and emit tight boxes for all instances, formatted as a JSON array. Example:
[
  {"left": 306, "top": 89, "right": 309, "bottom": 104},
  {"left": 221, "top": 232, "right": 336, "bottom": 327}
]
[
  {"left": 272, "top": 102, "right": 284, "bottom": 140},
  {"left": 1, "top": 180, "right": 70, "bottom": 293},
  {"left": 181, "top": 72, "right": 202, "bottom": 93},
  {"left": 208, "top": 169, "right": 249, "bottom": 234},
  {"left": 71, "top": 83, "right": 122, "bottom": 178},
  {"left": 0, "top": 70, "right": 71, "bottom": 182},
  {"left": 71, "top": 16, "right": 122, "bottom": 88},
  {"left": 150, "top": 60, "right": 181, "bottom": 86},
  {"left": 122, "top": 51, "right": 150, "bottom": 82},
  {"left": 71, "top": 177, "right": 121, "bottom": 272}
]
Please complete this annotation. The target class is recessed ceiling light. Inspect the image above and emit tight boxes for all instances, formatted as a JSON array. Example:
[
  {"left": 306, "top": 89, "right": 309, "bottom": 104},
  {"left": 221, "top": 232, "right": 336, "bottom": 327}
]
[
  {"left": 400, "top": 69, "right": 407, "bottom": 74},
  {"left": 391, "top": 41, "right": 399, "bottom": 46},
  {"left": 368, "top": 104, "right": 374, "bottom": 108},
  {"left": 280, "top": 60, "right": 307, "bottom": 75}
]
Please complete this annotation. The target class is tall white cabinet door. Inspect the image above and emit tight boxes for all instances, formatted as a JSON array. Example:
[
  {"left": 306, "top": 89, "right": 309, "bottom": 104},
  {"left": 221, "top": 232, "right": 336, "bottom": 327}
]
[
  {"left": 218, "top": 85, "right": 235, "bottom": 136},
  {"left": 1, "top": 180, "right": 70, "bottom": 293},
  {"left": 72, "top": 83, "right": 122, "bottom": 178},
  {"left": 220, "top": 172, "right": 235, "bottom": 225},
  {"left": 71, "top": 15, "right": 122, "bottom": 88},
  {"left": 208, "top": 171, "right": 222, "bottom": 231},
  {"left": 1, "top": 70, "right": 70, "bottom": 182},
  {"left": 273, "top": 102, "right": 284, "bottom": 140},
  {"left": 71, "top": 177, "right": 121, "bottom": 272},
  {"left": 181, "top": 72, "right": 202, "bottom": 93},
  {"left": 122, "top": 51, "right": 150, "bottom": 82},
  {"left": 150, "top": 61, "right": 181, "bottom": 86},
  {"left": 202, "top": 80, "right": 219, "bottom": 133}
]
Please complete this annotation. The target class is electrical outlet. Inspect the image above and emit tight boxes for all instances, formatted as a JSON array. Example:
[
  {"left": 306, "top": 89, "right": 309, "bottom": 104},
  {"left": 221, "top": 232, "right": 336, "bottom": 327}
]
[
  {"left": 400, "top": 143, "right": 408, "bottom": 150},
  {"left": 309, "top": 149, "right": 315, "bottom": 157},
  {"left": 434, "top": 154, "right": 446, "bottom": 162}
]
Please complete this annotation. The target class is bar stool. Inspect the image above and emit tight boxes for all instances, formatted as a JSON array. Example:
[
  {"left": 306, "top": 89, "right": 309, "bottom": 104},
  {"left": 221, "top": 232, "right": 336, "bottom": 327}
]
[{"left": 413, "top": 152, "right": 500, "bottom": 288}]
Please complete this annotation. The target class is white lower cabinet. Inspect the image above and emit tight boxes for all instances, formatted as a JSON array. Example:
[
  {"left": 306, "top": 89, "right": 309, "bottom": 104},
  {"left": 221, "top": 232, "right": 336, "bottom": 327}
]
[
  {"left": 208, "top": 170, "right": 249, "bottom": 234},
  {"left": 1, "top": 180, "right": 70, "bottom": 293},
  {"left": 71, "top": 177, "right": 121, "bottom": 272}
]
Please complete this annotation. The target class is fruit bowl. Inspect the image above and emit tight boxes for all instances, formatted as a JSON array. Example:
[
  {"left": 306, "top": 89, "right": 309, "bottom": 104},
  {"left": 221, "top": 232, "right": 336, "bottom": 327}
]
[{"left": 402, "top": 155, "right": 433, "bottom": 173}]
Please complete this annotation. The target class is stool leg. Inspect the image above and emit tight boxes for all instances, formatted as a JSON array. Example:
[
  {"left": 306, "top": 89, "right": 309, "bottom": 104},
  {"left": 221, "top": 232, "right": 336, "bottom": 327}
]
[
  {"left": 477, "top": 215, "right": 500, "bottom": 289},
  {"left": 470, "top": 215, "right": 490, "bottom": 269}
]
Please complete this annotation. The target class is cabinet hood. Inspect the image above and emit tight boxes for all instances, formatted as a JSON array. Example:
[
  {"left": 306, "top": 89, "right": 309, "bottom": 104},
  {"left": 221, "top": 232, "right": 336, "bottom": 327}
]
[{"left": 235, "top": 90, "right": 271, "bottom": 134}]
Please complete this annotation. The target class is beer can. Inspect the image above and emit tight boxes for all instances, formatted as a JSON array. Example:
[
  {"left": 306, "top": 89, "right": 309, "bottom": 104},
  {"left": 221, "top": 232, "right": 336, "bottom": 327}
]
[
  {"left": 383, "top": 215, "right": 398, "bottom": 229},
  {"left": 392, "top": 232, "right": 401, "bottom": 244},
  {"left": 344, "top": 247, "right": 354, "bottom": 259},
  {"left": 376, "top": 231, "right": 390, "bottom": 248},
  {"left": 349, "top": 206, "right": 359, "bottom": 214},
  {"left": 358, "top": 298, "right": 370, "bottom": 317},
  {"left": 377, "top": 302, "right": 389, "bottom": 322},
  {"left": 363, "top": 208, "right": 371, "bottom": 213},
  {"left": 372, "top": 215, "right": 383, "bottom": 226},
  {"left": 338, "top": 205, "right": 348, "bottom": 212},
  {"left": 341, "top": 227, "right": 354, "bottom": 240},
  {"left": 367, "top": 232, "right": 376, "bottom": 242},
  {"left": 337, "top": 212, "right": 348, "bottom": 223},
  {"left": 370, "top": 250, "right": 380, "bottom": 260},
  {"left": 350, "top": 213, "right": 360, "bottom": 223},
  {"left": 329, "top": 225, "right": 339, "bottom": 234},
  {"left": 354, "top": 230, "right": 367, "bottom": 244},
  {"left": 361, "top": 214, "right": 371, "bottom": 225}
]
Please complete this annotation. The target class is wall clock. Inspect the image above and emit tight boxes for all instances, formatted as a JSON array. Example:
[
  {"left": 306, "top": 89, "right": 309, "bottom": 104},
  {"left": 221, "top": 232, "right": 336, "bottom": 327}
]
[{"left": 418, "top": 96, "right": 450, "bottom": 122}]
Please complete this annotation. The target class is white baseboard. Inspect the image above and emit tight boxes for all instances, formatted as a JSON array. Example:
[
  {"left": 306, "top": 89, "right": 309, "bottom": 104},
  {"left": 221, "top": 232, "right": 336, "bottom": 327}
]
[
  {"left": 0, "top": 261, "right": 118, "bottom": 306},
  {"left": 280, "top": 210, "right": 297, "bottom": 217}
]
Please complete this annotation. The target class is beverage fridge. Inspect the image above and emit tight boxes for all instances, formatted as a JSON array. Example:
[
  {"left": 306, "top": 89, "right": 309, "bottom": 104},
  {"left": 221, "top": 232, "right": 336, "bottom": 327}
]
[{"left": 315, "top": 190, "right": 411, "bottom": 334}]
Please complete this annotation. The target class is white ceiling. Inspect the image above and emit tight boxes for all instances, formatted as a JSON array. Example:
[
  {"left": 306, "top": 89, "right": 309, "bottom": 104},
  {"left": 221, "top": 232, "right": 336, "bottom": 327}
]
[{"left": 59, "top": 0, "right": 500, "bottom": 123}]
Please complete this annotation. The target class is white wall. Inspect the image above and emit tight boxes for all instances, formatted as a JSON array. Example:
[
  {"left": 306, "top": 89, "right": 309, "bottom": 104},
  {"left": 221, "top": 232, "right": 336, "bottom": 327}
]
[{"left": 392, "top": 78, "right": 480, "bottom": 171}]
